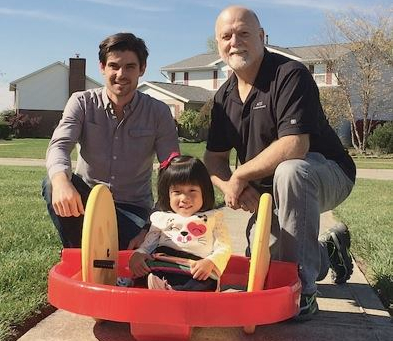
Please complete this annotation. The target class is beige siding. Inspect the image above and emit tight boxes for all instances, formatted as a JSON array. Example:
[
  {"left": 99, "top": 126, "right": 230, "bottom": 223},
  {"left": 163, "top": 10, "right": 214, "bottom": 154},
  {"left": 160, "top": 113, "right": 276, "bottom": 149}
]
[
  {"left": 16, "top": 64, "right": 69, "bottom": 110},
  {"left": 187, "top": 70, "right": 214, "bottom": 90},
  {"left": 138, "top": 86, "right": 184, "bottom": 119},
  {"left": 85, "top": 78, "right": 101, "bottom": 90}
]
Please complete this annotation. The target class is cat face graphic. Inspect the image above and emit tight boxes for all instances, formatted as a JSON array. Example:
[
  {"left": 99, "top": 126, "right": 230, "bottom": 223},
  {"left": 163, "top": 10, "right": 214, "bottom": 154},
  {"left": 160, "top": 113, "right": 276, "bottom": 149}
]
[{"left": 165, "top": 214, "right": 208, "bottom": 245}]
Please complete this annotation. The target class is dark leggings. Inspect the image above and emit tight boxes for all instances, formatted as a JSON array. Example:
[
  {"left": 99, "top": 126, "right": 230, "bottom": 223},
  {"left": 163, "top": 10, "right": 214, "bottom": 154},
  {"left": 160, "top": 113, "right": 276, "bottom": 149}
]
[
  {"left": 152, "top": 270, "right": 218, "bottom": 292},
  {"left": 150, "top": 246, "right": 218, "bottom": 291}
]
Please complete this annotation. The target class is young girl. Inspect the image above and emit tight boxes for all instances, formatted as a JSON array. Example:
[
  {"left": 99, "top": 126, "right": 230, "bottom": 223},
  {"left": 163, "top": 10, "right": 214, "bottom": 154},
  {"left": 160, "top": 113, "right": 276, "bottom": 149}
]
[{"left": 129, "top": 153, "right": 232, "bottom": 291}]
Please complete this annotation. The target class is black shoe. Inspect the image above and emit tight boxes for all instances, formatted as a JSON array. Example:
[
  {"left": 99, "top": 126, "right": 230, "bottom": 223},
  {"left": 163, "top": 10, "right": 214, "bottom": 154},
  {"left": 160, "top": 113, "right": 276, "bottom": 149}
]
[
  {"left": 320, "top": 223, "right": 353, "bottom": 284},
  {"left": 295, "top": 292, "right": 319, "bottom": 321}
]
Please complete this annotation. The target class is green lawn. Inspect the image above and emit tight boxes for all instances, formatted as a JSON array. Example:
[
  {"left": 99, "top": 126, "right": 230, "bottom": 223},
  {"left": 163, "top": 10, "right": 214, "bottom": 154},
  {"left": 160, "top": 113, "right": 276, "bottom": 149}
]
[
  {"left": 0, "top": 165, "right": 391, "bottom": 340},
  {"left": 334, "top": 179, "right": 393, "bottom": 313},
  {"left": 1, "top": 138, "right": 392, "bottom": 170},
  {"left": 353, "top": 159, "right": 393, "bottom": 169},
  {"left": 0, "top": 138, "right": 78, "bottom": 160},
  {"left": 0, "top": 166, "right": 60, "bottom": 340},
  {"left": 0, "top": 138, "right": 238, "bottom": 166}
]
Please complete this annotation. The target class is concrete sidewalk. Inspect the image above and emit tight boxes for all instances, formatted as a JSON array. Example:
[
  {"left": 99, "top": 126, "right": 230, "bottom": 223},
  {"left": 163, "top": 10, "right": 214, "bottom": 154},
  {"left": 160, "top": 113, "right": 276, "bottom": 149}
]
[{"left": 18, "top": 209, "right": 392, "bottom": 341}]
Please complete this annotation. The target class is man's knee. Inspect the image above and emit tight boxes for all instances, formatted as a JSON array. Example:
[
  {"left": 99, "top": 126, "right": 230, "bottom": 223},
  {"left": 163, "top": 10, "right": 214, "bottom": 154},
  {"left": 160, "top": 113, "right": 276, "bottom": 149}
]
[{"left": 274, "top": 159, "right": 309, "bottom": 188}]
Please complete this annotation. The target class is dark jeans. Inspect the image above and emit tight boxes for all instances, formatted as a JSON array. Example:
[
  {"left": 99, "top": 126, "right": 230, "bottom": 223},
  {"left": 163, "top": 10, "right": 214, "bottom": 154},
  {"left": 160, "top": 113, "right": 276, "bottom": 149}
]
[{"left": 42, "top": 174, "right": 149, "bottom": 250}]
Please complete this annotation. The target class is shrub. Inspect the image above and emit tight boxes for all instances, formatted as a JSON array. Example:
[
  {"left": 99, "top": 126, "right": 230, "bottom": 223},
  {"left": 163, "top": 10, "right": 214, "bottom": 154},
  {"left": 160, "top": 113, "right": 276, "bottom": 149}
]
[
  {"left": 0, "top": 109, "right": 15, "bottom": 120},
  {"left": 178, "top": 109, "right": 209, "bottom": 141},
  {"left": 177, "top": 99, "right": 213, "bottom": 141},
  {"left": 368, "top": 122, "right": 393, "bottom": 154},
  {"left": 0, "top": 110, "right": 13, "bottom": 139},
  {"left": 0, "top": 121, "right": 11, "bottom": 139},
  {"left": 6, "top": 112, "right": 42, "bottom": 138}
]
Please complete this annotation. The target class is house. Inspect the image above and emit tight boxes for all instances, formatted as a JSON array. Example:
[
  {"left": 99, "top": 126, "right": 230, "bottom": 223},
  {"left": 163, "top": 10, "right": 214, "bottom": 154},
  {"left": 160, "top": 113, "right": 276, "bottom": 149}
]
[
  {"left": 138, "top": 81, "right": 215, "bottom": 120},
  {"left": 138, "top": 44, "right": 343, "bottom": 122},
  {"left": 159, "top": 53, "right": 230, "bottom": 91},
  {"left": 9, "top": 57, "right": 102, "bottom": 137},
  {"left": 159, "top": 44, "right": 344, "bottom": 92}
]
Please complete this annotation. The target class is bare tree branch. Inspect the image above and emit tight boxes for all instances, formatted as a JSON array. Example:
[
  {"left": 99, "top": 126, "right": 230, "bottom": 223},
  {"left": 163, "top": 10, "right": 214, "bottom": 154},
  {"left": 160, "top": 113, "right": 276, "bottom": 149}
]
[{"left": 316, "top": 7, "right": 393, "bottom": 153}]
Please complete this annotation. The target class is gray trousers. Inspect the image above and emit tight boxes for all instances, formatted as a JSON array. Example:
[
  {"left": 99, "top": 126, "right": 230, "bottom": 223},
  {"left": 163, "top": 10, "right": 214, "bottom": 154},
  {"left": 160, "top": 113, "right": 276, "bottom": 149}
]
[{"left": 247, "top": 152, "right": 354, "bottom": 295}]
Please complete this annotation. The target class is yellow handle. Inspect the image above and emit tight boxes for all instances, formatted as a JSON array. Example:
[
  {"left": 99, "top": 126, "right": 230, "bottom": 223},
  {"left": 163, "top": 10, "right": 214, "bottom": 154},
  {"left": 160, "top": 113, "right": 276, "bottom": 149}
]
[{"left": 244, "top": 193, "right": 272, "bottom": 334}]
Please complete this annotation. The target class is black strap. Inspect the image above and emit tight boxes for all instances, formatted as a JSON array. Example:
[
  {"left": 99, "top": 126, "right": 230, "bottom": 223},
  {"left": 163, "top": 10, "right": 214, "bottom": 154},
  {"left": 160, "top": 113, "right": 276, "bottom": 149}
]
[{"left": 245, "top": 212, "right": 257, "bottom": 257}]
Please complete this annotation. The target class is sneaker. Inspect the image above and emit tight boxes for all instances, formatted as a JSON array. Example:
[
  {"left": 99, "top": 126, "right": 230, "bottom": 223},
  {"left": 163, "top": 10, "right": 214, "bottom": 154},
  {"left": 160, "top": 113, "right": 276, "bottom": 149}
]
[
  {"left": 147, "top": 274, "right": 172, "bottom": 290},
  {"left": 295, "top": 292, "right": 319, "bottom": 321},
  {"left": 320, "top": 223, "right": 353, "bottom": 284},
  {"left": 116, "top": 277, "right": 134, "bottom": 287}
]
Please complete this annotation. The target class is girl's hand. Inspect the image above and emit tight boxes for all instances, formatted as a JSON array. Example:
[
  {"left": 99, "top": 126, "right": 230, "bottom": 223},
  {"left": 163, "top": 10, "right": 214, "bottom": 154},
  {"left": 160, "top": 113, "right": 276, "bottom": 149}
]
[
  {"left": 190, "top": 259, "right": 215, "bottom": 281},
  {"left": 129, "top": 252, "right": 153, "bottom": 278}
]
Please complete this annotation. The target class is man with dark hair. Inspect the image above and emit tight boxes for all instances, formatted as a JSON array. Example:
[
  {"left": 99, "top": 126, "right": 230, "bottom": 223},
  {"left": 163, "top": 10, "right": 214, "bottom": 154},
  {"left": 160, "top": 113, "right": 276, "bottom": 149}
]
[
  {"left": 42, "top": 32, "right": 179, "bottom": 250},
  {"left": 204, "top": 6, "right": 356, "bottom": 319},
  {"left": 98, "top": 32, "right": 149, "bottom": 67}
]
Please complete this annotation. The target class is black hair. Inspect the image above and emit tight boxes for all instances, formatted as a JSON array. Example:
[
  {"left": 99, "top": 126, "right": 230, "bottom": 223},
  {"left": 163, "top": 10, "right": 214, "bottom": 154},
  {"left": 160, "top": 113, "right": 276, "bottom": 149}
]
[
  {"left": 98, "top": 32, "right": 149, "bottom": 67},
  {"left": 157, "top": 155, "right": 215, "bottom": 212}
]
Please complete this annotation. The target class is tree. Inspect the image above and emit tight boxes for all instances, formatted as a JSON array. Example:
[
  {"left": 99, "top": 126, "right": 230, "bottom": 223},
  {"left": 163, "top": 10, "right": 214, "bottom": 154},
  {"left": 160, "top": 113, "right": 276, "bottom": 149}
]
[
  {"left": 207, "top": 35, "right": 218, "bottom": 54},
  {"left": 316, "top": 7, "right": 393, "bottom": 153},
  {"left": 319, "top": 86, "right": 350, "bottom": 130}
]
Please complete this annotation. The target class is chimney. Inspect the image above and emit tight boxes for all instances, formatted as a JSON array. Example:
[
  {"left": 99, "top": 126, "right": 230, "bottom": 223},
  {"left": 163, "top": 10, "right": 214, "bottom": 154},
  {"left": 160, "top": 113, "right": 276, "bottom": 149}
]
[{"left": 69, "top": 54, "right": 86, "bottom": 97}]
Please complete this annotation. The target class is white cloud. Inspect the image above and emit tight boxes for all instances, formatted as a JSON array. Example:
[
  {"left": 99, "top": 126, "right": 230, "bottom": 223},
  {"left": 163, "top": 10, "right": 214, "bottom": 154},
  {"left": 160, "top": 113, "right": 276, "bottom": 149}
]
[{"left": 0, "top": 81, "right": 13, "bottom": 112}]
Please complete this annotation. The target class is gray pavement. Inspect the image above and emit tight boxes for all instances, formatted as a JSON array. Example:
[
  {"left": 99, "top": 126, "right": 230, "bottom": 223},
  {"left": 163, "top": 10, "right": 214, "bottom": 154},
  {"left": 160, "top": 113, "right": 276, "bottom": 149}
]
[{"left": 3, "top": 157, "right": 391, "bottom": 340}]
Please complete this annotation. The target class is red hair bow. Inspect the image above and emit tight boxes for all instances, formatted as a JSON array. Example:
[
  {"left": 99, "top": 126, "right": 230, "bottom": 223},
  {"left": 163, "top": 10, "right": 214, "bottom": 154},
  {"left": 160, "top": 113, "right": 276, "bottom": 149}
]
[{"left": 159, "top": 152, "right": 180, "bottom": 170}]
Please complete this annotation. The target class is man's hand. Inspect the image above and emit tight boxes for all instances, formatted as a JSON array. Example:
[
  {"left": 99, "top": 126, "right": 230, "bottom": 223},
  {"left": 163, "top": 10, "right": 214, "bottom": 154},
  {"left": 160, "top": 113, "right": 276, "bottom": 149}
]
[
  {"left": 237, "top": 185, "right": 260, "bottom": 213},
  {"left": 223, "top": 175, "right": 248, "bottom": 209},
  {"left": 127, "top": 229, "right": 148, "bottom": 250},
  {"left": 129, "top": 252, "right": 153, "bottom": 278},
  {"left": 51, "top": 172, "right": 84, "bottom": 217},
  {"left": 190, "top": 258, "right": 215, "bottom": 281}
]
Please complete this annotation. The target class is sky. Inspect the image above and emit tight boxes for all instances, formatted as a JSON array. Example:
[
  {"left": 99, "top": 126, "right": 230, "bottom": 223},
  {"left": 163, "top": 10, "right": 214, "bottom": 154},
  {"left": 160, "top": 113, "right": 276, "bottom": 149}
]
[{"left": 0, "top": 0, "right": 390, "bottom": 110}]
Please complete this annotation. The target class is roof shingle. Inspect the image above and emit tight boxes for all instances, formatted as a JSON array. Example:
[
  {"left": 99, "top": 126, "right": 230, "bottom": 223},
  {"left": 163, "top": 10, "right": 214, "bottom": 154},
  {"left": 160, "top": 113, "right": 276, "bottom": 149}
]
[{"left": 161, "top": 53, "right": 221, "bottom": 70}]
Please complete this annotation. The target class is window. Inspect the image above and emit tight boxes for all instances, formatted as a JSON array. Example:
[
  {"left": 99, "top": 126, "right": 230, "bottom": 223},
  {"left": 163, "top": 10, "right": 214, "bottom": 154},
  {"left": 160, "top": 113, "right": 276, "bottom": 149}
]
[
  {"left": 213, "top": 70, "right": 218, "bottom": 89},
  {"left": 313, "top": 64, "right": 327, "bottom": 85},
  {"left": 314, "top": 75, "right": 326, "bottom": 84},
  {"left": 184, "top": 72, "right": 189, "bottom": 85},
  {"left": 171, "top": 72, "right": 175, "bottom": 83}
]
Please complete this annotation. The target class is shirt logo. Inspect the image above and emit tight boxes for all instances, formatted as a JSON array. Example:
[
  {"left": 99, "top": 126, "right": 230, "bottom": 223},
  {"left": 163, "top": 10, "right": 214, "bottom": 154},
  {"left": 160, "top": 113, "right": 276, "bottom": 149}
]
[{"left": 253, "top": 101, "right": 266, "bottom": 110}]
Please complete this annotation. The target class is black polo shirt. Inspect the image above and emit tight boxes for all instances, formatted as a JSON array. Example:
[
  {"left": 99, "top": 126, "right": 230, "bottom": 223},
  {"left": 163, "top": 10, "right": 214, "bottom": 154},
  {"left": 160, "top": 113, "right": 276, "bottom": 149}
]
[{"left": 207, "top": 49, "right": 356, "bottom": 190}]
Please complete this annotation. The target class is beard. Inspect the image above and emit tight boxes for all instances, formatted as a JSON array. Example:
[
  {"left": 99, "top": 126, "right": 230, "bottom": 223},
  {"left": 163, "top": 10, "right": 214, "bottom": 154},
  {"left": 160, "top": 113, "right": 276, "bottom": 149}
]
[{"left": 226, "top": 53, "right": 252, "bottom": 71}]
